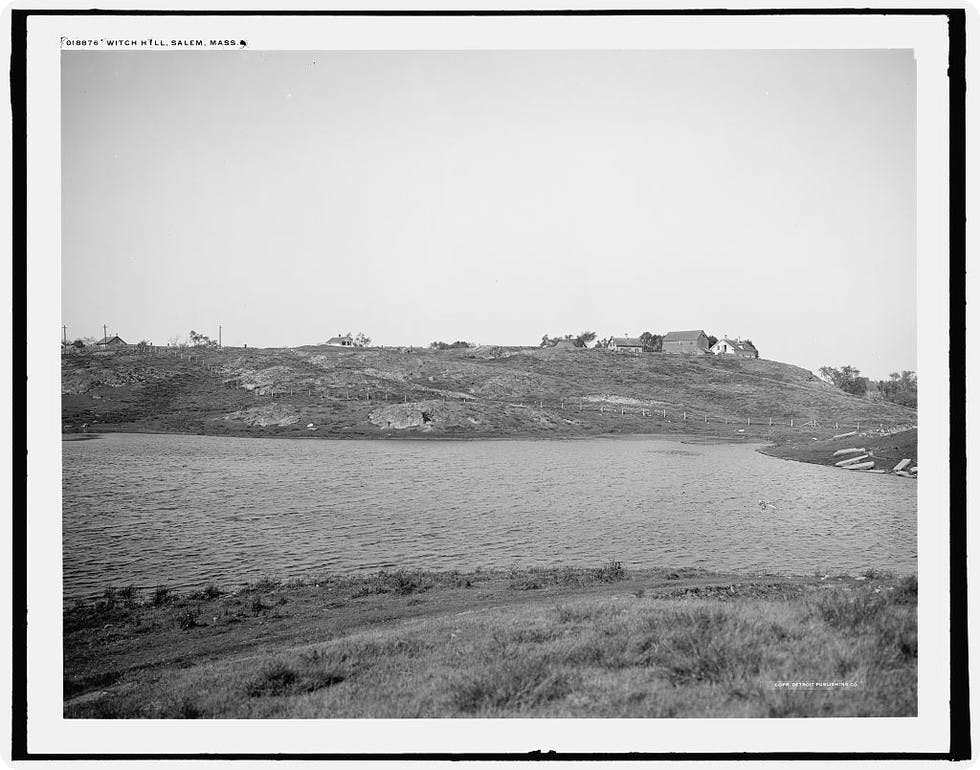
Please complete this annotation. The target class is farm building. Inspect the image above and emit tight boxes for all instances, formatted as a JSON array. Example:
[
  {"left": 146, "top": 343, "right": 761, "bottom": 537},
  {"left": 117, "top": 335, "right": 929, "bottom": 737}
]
[
  {"left": 325, "top": 334, "right": 354, "bottom": 347},
  {"left": 662, "top": 330, "right": 710, "bottom": 355},
  {"left": 551, "top": 339, "right": 577, "bottom": 350},
  {"left": 608, "top": 337, "right": 644, "bottom": 353},
  {"left": 96, "top": 335, "right": 127, "bottom": 349},
  {"left": 709, "top": 337, "right": 759, "bottom": 358}
]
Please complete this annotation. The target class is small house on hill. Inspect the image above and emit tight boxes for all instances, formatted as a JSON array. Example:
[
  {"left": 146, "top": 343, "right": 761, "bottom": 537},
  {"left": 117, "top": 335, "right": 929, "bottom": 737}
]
[
  {"left": 96, "top": 335, "right": 127, "bottom": 349},
  {"left": 709, "top": 337, "right": 759, "bottom": 359},
  {"left": 551, "top": 339, "right": 577, "bottom": 350},
  {"left": 662, "top": 330, "right": 709, "bottom": 355},
  {"left": 325, "top": 334, "right": 354, "bottom": 347},
  {"left": 609, "top": 337, "right": 644, "bottom": 353}
]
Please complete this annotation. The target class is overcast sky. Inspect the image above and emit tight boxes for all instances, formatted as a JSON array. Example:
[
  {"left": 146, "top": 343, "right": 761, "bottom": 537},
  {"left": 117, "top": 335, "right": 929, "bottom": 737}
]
[{"left": 62, "top": 49, "right": 915, "bottom": 379}]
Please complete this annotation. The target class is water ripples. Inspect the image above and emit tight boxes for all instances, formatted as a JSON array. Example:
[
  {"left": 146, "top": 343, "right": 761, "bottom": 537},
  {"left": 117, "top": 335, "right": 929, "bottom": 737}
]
[{"left": 62, "top": 433, "right": 917, "bottom": 600}]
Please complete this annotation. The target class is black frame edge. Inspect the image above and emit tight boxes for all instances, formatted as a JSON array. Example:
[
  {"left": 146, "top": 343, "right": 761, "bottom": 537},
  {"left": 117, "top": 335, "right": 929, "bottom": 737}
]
[
  {"left": 10, "top": 6, "right": 968, "bottom": 761},
  {"left": 10, "top": 6, "right": 28, "bottom": 764},
  {"left": 947, "top": 6, "right": 970, "bottom": 762}
]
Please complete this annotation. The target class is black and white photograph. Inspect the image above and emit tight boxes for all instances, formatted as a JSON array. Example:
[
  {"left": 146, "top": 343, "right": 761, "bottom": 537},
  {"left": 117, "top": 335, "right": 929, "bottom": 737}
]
[{"left": 14, "top": 5, "right": 966, "bottom": 760}]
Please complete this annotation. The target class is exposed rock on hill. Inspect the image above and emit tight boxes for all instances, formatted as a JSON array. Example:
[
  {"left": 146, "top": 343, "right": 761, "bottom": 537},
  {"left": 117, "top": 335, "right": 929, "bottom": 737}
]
[{"left": 223, "top": 403, "right": 299, "bottom": 428}]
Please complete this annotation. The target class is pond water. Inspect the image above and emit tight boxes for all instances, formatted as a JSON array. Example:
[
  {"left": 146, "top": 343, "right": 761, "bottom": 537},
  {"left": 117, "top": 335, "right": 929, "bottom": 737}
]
[{"left": 62, "top": 433, "right": 916, "bottom": 600}]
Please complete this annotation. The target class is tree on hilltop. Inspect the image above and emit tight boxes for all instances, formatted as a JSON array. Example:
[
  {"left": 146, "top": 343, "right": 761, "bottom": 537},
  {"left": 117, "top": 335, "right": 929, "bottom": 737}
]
[
  {"left": 541, "top": 331, "right": 596, "bottom": 348},
  {"left": 430, "top": 340, "right": 471, "bottom": 350},
  {"left": 819, "top": 365, "right": 868, "bottom": 396},
  {"left": 189, "top": 330, "right": 218, "bottom": 348},
  {"left": 639, "top": 332, "right": 663, "bottom": 352}
]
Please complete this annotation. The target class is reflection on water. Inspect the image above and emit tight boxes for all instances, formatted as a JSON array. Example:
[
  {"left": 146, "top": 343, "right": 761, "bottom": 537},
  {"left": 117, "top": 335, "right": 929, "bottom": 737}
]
[{"left": 62, "top": 433, "right": 916, "bottom": 600}]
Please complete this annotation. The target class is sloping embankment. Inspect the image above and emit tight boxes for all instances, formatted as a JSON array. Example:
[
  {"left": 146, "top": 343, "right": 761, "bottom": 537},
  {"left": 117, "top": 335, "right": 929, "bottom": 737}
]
[{"left": 61, "top": 346, "right": 916, "bottom": 445}]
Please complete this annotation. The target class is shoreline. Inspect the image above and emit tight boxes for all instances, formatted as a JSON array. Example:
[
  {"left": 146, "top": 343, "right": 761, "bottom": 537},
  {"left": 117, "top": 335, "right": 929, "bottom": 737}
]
[
  {"left": 64, "top": 425, "right": 917, "bottom": 478},
  {"left": 64, "top": 426, "right": 767, "bottom": 446},
  {"left": 65, "top": 562, "right": 918, "bottom": 605},
  {"left": 64, "top": 564, "right": 917, "bottom": 719}
]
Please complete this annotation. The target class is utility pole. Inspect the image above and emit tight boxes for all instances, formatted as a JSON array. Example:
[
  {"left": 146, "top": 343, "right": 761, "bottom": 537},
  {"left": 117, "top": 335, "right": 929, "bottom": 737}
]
[
  {"left": 62, "top": 325, "right": 67, "bottom": 346},
  {"left": 219, "top": 325, "right": 222, "bottom": 348},
  {"left": 103, "top": 324, "right": 108, "bottom": 344}
]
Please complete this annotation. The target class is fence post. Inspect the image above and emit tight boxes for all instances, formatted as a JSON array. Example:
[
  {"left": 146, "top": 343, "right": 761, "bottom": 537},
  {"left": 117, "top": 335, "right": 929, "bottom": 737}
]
[
  {"left": 791, "top": 419, "right": 794, "bottom": 428},
  {"left": 704, "top": 414, "right": 708, "bottom": 423}
]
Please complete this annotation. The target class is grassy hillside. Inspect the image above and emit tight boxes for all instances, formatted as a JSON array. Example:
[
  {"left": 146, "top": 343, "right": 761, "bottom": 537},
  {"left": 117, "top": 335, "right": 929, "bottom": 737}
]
[
  {"left": 64, "top": 565, "right": 916, "bottom": 718},
  {"left": 62, "top": 345, "right": 916, "bottom": 442}
]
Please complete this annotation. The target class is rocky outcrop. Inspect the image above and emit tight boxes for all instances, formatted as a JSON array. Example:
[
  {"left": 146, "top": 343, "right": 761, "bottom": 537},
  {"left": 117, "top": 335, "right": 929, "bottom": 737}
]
[
  {"left": 223, "top": 403, "right": 299, "bottom": 427},
  {"left": 368, "top": 402, "right": 436, "bottom": 430}
]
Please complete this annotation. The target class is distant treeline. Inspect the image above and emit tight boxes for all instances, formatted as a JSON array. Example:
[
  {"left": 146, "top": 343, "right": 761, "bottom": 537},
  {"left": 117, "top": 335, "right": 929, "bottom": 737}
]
[
  {"left": 429, "top": 340, "right": 473, "bottom": 350},
  {"left": 820, "top": 365, "right": 917, "bottom": 409}
]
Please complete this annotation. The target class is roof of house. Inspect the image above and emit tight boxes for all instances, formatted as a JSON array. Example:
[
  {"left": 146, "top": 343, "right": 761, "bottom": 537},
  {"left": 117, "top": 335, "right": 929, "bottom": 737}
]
[
  {"left": 611, "top": 337, "right": 644, "bottom": 347},
  {"left": 97, "top": 335, "right": 126, "bottom": 345},
  {"left": 663, "top": 330, "right": 706, "bottom": 342},
  {"left": 552, "top": 339, "right": 577, "bottom": 349},
  {"left": 325, "top": 335, "right": 352, "bottom": 343},
  {"left": 715, "top": 338, "right": 758, "bottom": 354}
]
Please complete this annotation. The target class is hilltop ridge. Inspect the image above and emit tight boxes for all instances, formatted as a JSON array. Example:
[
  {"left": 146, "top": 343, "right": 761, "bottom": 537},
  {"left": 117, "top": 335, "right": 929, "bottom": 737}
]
[{"left": 61, "top": 345, "right": 916, "bottom": 442}]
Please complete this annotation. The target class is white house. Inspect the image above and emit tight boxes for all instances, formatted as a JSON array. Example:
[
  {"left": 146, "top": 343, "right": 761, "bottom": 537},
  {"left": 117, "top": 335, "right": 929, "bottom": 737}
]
[
  {"left": 325, "top": 334, "right": 354, "bottom": 347},
  {"left": 709, "top": 337, "right": 759, "bottom": 358}
]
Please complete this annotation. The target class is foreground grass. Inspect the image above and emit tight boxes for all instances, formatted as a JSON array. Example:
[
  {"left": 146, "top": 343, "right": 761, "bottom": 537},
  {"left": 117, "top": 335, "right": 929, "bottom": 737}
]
[{"left": 64, "top": 566, "right": 916, "bottom": 718}]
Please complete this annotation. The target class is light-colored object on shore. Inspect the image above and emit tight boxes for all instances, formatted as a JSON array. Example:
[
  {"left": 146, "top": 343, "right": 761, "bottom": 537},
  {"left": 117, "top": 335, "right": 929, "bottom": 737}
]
[
  {"left": 845, "top": 461, "right": 875, "bottom": 470},
  {"left": 835, "top": 454, "right": 869, "bottom": 467},
  {"left": 832, "top": 447, "right": 866, "bottom": 457},
  {"left": 909, "top": 466, "right": 917, "bottom": 474},
  {"left": 865, "top": 469, "right": 887, "bottom": 474},
  {"left": 893, "top": 458, "right": 911, "bottom": 472},
  {"left": 895, "top": 470, "right": 914, "bottom": 478},
  {"left": 833, "top": 431, "right": 857, "bottom": 439}
]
